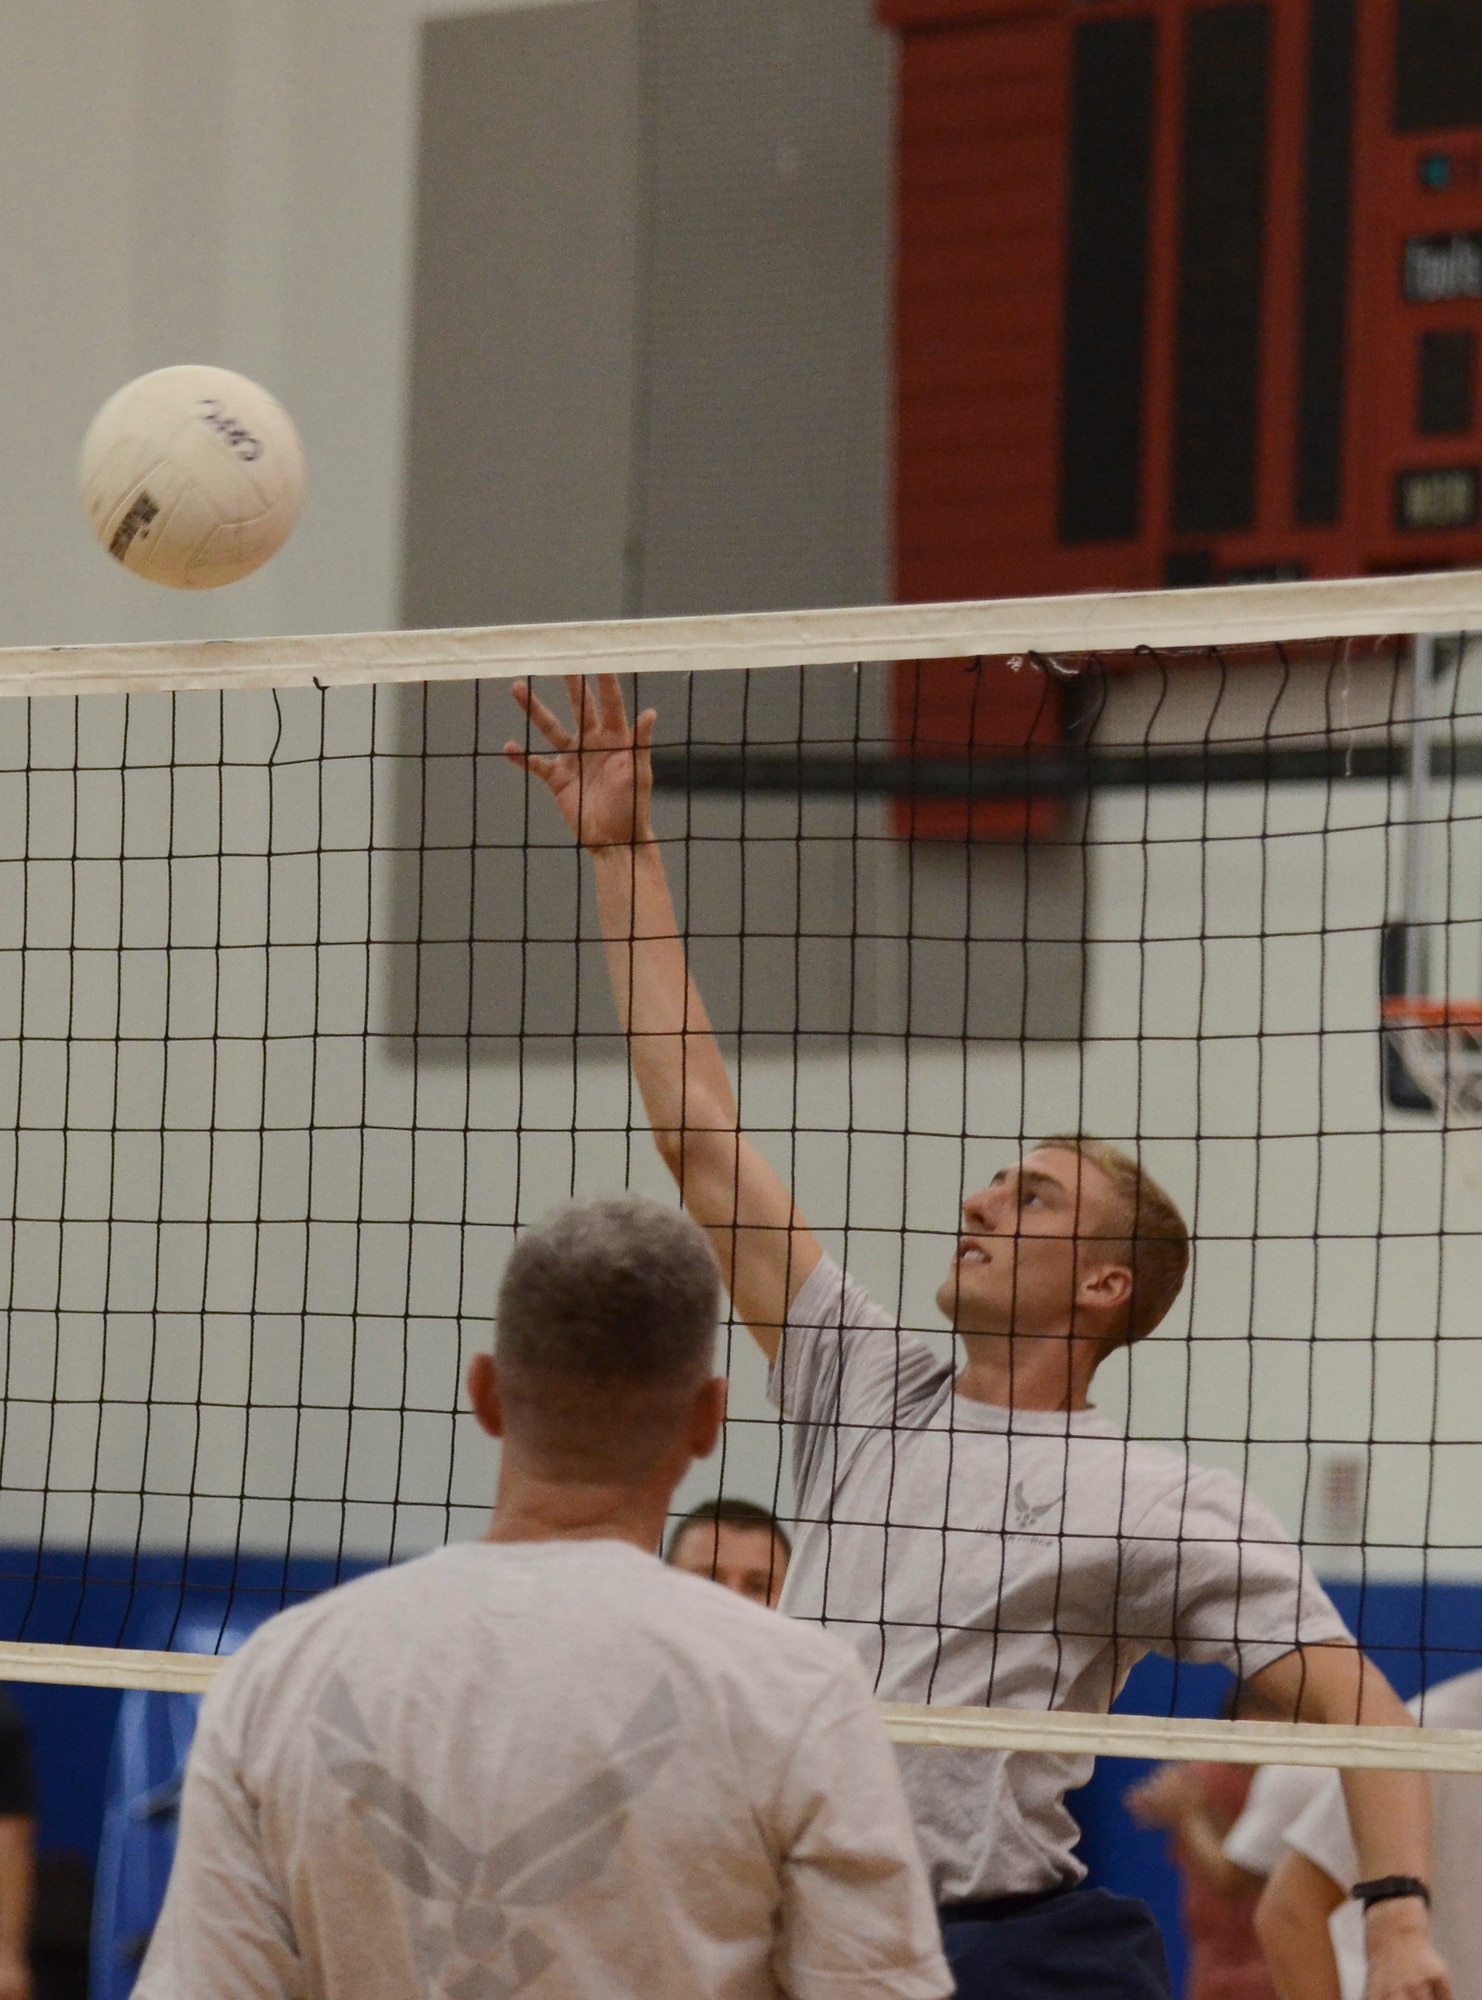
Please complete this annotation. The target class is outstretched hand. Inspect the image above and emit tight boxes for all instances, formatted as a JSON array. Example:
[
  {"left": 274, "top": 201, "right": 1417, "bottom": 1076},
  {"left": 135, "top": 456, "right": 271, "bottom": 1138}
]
[{"left": 504, "top": 675, "right": 657, "bottom": 853}]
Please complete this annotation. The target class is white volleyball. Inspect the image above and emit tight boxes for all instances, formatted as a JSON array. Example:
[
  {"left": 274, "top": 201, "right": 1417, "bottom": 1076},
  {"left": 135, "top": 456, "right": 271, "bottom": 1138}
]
[{"left": 78, "top": 365, "right": 306, "bottom": 590}]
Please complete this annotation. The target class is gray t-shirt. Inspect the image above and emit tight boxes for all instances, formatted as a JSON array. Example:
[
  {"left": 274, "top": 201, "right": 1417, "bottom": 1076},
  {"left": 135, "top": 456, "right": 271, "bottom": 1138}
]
[
  {"left": 770, "top": 1255, "right": 1352, "bottom": 1902},
  {"left": 1285, "top": 1667, "right": 1482, "bottom": 2000},
  {"left": 134, "top": 1539, "right": 952, "bottom": 2000}
]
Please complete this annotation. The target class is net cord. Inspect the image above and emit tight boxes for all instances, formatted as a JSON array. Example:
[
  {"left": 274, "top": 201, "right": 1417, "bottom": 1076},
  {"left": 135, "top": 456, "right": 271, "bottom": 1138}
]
[
  {"left": 5, "top": 567, "right": 1482, "bottom": 699},
  {"left": 0, "top": 1639, "right": 1473, "bottom": 1770}
]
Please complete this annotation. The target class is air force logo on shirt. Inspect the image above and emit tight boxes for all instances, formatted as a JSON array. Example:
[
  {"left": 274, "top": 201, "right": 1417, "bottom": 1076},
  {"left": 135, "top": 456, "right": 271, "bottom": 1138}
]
[
  {"left": 1009, "top": 1479, "right": 1061, "bottom": 1537},
  {"left": 311, "top": 1670, "right": 681, "bottom": 1999}
]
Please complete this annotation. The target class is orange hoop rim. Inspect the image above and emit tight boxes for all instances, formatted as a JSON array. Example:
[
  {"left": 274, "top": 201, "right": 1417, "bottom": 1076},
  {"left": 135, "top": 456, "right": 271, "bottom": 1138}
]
[{"left": 1382, "top": 997, "right": 1482, "bottom": 1029}]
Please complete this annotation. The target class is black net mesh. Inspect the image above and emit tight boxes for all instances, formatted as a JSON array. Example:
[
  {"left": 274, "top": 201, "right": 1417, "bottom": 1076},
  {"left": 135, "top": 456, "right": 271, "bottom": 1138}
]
[{"left": 2, "top": 635, "right": 1479, "bottom": 1708}]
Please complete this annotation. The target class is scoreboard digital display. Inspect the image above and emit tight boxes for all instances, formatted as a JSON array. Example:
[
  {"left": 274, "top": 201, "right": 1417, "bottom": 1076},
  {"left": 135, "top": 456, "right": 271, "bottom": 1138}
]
[
  {"left": 882, "top": 0, "right": 1482, "bottom": 596},
  {"left": 880, "top": 0, "right": 1482, "bottom": 834}
]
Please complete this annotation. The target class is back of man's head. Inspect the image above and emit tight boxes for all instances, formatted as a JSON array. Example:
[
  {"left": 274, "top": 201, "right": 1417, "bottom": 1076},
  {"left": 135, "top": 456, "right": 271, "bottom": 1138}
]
[{"left": 495, "top": 1196, "right": 721, "bottom": 1483}]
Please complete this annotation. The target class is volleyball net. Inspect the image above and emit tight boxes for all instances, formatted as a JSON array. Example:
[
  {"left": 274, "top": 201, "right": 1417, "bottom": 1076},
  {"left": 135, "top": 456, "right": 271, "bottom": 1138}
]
[{"left": 0, "top": 570, "right": 1481, "bottom": 1770}]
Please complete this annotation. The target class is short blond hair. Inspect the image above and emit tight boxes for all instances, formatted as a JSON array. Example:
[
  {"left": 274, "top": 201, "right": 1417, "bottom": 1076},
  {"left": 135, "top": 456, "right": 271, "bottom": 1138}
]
[{"left": 1037, "top": 1136, "right": 1189, "bottom": 1349}]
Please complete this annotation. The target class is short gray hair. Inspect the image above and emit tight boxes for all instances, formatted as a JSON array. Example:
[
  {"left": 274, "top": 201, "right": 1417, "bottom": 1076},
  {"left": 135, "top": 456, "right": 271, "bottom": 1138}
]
[{"left": 497, "top": 1195, "right": 720, "bottom": 1398}]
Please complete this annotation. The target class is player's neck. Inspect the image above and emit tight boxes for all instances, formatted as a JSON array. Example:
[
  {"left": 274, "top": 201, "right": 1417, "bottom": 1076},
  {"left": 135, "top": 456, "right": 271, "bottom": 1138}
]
[
  {"left": 485, "top": 1453, "right": 673, "bottom": 1556},
  {"left": 954, "top": 1329, "right": 1100, "bottom": 1413}
]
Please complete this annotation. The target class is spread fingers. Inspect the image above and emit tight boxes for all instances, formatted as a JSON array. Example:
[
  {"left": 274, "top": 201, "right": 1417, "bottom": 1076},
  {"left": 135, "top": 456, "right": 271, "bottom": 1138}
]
[{"left": 511, "top": 680, "right": 573, "bottom": 751}]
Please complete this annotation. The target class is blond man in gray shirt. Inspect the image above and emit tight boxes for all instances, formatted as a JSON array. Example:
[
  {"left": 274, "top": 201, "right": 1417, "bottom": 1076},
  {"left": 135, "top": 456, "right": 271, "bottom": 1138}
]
[{"left": 511, "top": 674, "right": 1449, "bottom": 2000}]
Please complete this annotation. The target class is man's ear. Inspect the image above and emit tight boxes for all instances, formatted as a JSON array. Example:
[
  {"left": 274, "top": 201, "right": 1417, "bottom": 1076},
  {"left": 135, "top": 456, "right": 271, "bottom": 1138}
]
[
  {"left": 1078, "top": 1260, "right": 1133, "bottom": 1319},
  {"left": 688, "top": 1376, "right": 728, "bottom": 1460},
  {"left": 466, "top": 1352, "right": 505, "bottom": 1439}
]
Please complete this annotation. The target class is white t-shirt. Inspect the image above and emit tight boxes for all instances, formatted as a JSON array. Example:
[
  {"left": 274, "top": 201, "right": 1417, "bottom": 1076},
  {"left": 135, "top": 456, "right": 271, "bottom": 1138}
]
[
  {"left": 134, "top": 1539, "right": 952, "bottom": 2000},
  {"left": 1284, "top": 1667, "right": 1482, "bottom": 2000},
  {"left": 770, "top": 1256, "right": 1351, "bottom": 1903},
  {"left": 1223, "top": 1762, "right": 1333, "bottom": 1876}
]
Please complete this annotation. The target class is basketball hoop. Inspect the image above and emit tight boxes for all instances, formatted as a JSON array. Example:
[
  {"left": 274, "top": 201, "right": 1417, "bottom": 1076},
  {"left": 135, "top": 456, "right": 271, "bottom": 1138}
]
[{"left": 1382, "top": 998, "right": 1482, "bottom": 1122}]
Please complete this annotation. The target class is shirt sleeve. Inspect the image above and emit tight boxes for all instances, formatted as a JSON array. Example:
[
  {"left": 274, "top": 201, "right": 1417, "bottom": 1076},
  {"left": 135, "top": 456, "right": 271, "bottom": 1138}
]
[
  {"left": 1284, "top": 1770, "right": 1358, "bottom": 1891},
  {"left": 1222, "top": 1763, "right": 1331, "bottom": 1877},
  {"left": 767, "top": 1257, "right": 950, "bottom": 1509},
  {"left": 1124, "top": 1465, "right": 1353, "bottom": 1678},
  {"left": 771, "top": 1655, "right": 954, "bottom": 2000},
  {"left": 132, "top": 1669, "right": 301, "bottom": 2000},
  {"left": 0, "top": 1695, "right": 37, "bottom": 1819}
]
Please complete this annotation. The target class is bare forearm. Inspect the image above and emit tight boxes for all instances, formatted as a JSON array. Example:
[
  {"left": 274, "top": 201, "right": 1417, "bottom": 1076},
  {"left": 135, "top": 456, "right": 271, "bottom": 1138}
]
[
  {"left": 1252, "top": 1649, "right": 1433, "bottom": 1883},
  {"left": 1332, "top": 1674, "right": 1431, "bottom": 1885},
  {"left": 1248, "top": 1648, "right": 1454, "bottom": 1999},
  {"left": 1338, "top": 1661, "right": 1432, "bottom": 1886},
  {"left": 591, "top": 839, "right": 738, "bottom": 1147},
  {"left": 1257, "top": 1853, "right": 1345, "bottom": 2000},
  {"left": 1250, "top": 1647, "right": 1454, "bottom": 1997},
  {"left": 590, "top": 835, "right": 818, "bottom": 1349},
  {"left": 0, "top": 1820, "right": 33, "bottom": 1961},
  {"left": 1339, "top": 1765, "right": 1431, "bottom": 1886},
  {"left": 514, "top": 676, "right": 821, "bottom": 1352}
]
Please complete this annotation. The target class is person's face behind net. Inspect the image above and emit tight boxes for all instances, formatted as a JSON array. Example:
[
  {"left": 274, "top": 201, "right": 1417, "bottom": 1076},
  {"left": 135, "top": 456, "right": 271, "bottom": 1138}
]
[
  {"left": 938, "top": 1148, "right": 1131, "bottom": 1340},
  {"left": 938, "top": 1143, "right": 1187, "bottom": 1354},
  {"left": 669, "top": 1520, "right": 790, "bottom": 1607},
  {"left": 493, "top": 1197, "right": 722, "bottom": 1485}
]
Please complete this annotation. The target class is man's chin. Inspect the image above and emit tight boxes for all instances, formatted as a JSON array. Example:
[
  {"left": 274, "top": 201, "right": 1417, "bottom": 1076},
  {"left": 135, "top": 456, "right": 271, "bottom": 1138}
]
[{"left": 937, "top": 1274, "right": 993, "bottom": 1329}]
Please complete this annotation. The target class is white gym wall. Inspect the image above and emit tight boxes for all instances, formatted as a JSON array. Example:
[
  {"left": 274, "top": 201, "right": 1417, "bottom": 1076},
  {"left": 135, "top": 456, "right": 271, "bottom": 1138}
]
[{"left": 0, "top": 0, "right": 583, "bottom": 652}]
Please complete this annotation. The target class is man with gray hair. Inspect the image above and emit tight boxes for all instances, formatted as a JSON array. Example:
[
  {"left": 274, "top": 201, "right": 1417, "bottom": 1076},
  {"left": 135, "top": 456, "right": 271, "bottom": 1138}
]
[{"left": 134, "top": 1195, "right": 952, "bottom": 2000}]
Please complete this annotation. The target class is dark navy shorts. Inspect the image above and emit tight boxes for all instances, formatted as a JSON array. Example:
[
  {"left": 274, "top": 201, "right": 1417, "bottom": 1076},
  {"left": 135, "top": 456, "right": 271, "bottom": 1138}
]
[{"left": 939, "top": 1886, "right": 1174, "bottom": 2000}]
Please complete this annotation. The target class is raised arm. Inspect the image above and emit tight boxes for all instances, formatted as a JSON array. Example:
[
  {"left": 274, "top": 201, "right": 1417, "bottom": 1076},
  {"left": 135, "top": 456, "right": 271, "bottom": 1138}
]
[
  {"left": 505, "top": 675, "right": 822, "bottom": 1359},
  {"left": 1249, "top": 1646, "right": 1451, "bottom": 2000}
]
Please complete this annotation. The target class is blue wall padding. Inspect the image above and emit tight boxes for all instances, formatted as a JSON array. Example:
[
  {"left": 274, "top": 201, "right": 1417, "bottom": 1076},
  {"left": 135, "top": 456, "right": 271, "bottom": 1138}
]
[
  {"left": 1321, "top": 1580, "right": 1482, "bottom": 1698},
  {"left": 91, "top": 1688, "right": 203, "bottom": 2000},
  {"left": 7, "top": 1680, "right": 122, "bottom": 1859},
  {"left": 0, "top": 1547, "right": 371, "bottom": 1856},
  {"left": 90, "top": 1597, "right": 304, "bottom": 2000}
]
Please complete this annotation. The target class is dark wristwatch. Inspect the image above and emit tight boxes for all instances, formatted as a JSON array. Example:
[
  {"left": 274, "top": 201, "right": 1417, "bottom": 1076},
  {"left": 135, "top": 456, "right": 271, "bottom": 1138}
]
[{"left": 1351, "top": 1876, "right": 1432, "bottom": 1911}]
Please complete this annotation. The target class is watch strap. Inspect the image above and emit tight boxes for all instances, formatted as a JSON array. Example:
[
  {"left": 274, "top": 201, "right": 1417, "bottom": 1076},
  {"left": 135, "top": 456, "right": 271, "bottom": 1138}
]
[{"left": 1351, "top": 1876, "right": 1432, "bottom": 1911}]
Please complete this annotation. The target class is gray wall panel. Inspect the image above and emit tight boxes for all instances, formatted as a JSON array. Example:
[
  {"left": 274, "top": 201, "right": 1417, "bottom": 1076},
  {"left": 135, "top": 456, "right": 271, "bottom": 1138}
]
[
  {"left": 402, "top": 3, "right": 641, "bottom": 629},
  {"left": 631, "top": 0, "right": 894, "bottom": 614},
  {"left": 390, "top": 3, "right": 1084, "bottom": 1055},
  {"left": 390, "top": 668, "right": 1085, "bottom": 1048}
]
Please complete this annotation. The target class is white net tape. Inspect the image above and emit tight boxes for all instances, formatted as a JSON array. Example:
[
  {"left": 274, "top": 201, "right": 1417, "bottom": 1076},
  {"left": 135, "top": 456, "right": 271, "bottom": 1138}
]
[
  {"left": 1, "top": 565, "right": 1481, "bottom": 699},
  {"left": 0, "top": 1640, "right": 1468, "bottom": 1769}
]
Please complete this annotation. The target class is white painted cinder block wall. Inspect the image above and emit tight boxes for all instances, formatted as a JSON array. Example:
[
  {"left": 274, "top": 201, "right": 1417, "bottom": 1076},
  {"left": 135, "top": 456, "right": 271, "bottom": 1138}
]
[
  {"left": 0, "top": 0, "right": 578, "bottom": 650},
  {"left": 0, "top": 2, "right": 1475, "bottom": 1584}
]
